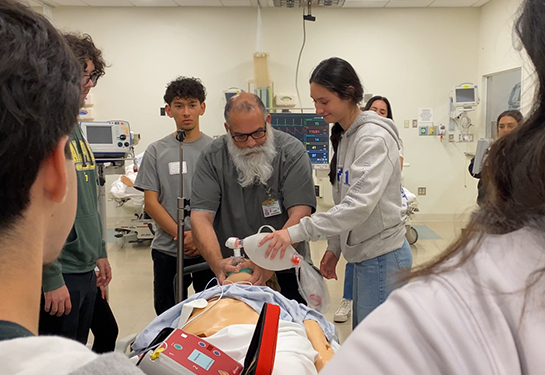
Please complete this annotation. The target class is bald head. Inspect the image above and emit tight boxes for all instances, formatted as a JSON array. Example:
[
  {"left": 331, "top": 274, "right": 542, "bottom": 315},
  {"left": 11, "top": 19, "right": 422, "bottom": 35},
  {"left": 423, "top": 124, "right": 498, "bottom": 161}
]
[{"left": 224, "top": 93, "right": 268, "bottom": 127}]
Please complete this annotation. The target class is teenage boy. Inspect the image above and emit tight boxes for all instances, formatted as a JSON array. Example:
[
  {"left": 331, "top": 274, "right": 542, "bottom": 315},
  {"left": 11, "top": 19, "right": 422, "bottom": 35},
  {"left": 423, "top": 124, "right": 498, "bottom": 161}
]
[{"left": 135, "top": 77, "right": 215, "bottom": 315}]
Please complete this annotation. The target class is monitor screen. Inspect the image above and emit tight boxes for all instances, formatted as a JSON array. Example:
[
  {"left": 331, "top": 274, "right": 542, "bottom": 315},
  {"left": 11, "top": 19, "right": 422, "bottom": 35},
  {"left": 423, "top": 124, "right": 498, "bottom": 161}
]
[
  {"left": 455, "top": 88, "right": 476, "bottom": 104},
  {"left": 270, "top": 113, "right": 329, "bottom": 165},
  {"left": 86, "top": 126, "right": 113, "bottom": 144}
]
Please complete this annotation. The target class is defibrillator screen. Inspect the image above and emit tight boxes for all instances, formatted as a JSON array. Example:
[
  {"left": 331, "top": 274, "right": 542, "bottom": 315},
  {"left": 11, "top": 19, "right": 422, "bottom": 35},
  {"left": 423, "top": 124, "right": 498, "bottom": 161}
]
[
  {"left": 86, "top": 126, "right": 113, "bottom": 144},
  {"left": 188, "top": 349, "right": 214, "bottom": 370}
]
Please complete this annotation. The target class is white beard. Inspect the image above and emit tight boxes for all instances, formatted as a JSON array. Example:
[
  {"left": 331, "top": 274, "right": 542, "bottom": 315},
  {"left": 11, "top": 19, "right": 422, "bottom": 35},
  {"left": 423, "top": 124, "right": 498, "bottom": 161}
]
[{"left": 227, "top": 126, "right": 277, "bottom": 187}]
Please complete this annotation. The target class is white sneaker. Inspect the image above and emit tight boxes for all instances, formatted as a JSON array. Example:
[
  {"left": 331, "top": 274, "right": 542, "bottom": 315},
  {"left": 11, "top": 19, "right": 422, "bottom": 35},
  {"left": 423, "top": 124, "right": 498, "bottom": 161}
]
[{"left": 334, "top": 299, "right": 352, "bottom": 323}]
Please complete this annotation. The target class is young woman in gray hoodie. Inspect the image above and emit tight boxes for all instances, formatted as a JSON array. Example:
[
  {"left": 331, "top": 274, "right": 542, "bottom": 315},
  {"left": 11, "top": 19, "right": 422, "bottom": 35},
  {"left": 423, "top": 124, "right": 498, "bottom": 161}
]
[{"left": 261, "top": 57, "right": 412, "bottom": 327}]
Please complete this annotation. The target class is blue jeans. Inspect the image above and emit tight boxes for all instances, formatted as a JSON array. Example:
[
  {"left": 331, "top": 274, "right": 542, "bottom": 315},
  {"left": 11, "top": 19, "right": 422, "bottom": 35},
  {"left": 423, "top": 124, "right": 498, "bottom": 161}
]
[
  {"left": 343, "top": 262, "right": 354, "bottom": 300},
  {"left": 352, "top": 240, "right": 412, "bottom": 328}
]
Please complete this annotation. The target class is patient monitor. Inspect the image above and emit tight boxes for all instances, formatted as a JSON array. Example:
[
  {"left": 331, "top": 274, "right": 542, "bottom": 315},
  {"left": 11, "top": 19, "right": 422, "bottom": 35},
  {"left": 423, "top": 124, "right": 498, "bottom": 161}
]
[
  {"left": 453, "top": 84, "right": 480, "bottom": 109},
  {"left": 80, "top": 120, "right": 133, "bottom": 158}
]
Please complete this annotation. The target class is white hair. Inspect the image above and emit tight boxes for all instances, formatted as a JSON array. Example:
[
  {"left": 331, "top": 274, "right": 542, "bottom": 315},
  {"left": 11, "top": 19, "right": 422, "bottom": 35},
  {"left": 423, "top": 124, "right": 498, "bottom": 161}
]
[{"left": 227, "top": 125, "right": 277, "bottom": 187}]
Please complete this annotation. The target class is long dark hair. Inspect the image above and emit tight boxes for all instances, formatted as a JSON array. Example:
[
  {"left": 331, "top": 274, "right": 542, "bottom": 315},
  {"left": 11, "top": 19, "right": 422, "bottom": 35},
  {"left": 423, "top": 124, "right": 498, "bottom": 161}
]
[
  {"left": 410, "top": 0, "right": 545, "bottom": 301},
  {"left": 309, "top": 57, "right": 364, "bottom": 184},
  {"left": 497, "top": 109, "right": 523, "bottom": 128},
  {"left": 364, "top": 96, "right": 394, "bottom": 120}
]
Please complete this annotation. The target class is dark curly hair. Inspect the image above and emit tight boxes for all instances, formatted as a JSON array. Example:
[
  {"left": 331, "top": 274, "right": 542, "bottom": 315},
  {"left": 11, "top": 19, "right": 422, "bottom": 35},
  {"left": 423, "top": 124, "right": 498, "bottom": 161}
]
[
  {"left": 63, "top": 32, "right": 106, "bottom": 80},
  {"left": 164, "top": 76, "right": 206, "bottom": 105}
]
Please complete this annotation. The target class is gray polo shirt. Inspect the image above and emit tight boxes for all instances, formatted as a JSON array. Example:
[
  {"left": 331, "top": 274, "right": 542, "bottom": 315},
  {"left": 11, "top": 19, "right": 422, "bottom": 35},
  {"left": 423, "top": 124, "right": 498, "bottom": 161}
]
[
  {"left": 135, "top": 132, "right": 213, "bottom": 256},
  {"left": 191, "top": 129, "right": 316, "bottom": 259}
]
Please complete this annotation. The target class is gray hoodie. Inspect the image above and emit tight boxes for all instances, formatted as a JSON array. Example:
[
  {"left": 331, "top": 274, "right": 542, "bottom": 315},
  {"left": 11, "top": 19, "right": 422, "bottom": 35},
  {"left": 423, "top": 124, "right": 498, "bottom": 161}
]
[{"left": 288, "top": 111, "right": 406, "bottom": 263}]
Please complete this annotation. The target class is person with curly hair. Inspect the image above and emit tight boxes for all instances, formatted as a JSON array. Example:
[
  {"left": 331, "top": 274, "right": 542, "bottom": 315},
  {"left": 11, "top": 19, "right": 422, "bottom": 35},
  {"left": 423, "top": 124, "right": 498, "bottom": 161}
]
[
  {"left": 135, "top": 77, "right": 215, "bottom": 315},
  {"left": 39, "top": 32, "right": 113, "bottom": 346}
]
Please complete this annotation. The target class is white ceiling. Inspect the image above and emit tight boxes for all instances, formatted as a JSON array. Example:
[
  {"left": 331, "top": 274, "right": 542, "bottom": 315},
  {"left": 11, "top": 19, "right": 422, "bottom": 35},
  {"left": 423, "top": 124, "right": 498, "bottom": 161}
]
[{"left": 24, "top": 0, "right": 491, "bottom": 8}]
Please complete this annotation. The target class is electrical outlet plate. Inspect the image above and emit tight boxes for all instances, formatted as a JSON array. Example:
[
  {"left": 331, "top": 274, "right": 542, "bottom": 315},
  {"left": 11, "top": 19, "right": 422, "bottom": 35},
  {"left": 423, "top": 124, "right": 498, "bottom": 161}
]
[
  {"left": 459, "top": 134, "right": 474, "bottom": 142},
  {"left": 404, "top": 120, "right": 410, "bottom": 128},
  {"left": 419, "top": 126, "right": 428, "bottom": 136},
  {"left": 449, "top": 134, "right": 455, "bottom": 142},
  {"left": 418, "top": 187, "right": 426, "bottom": 195},
  {"left": 412, "top": 119, "right": 418, "bottom": 128}
]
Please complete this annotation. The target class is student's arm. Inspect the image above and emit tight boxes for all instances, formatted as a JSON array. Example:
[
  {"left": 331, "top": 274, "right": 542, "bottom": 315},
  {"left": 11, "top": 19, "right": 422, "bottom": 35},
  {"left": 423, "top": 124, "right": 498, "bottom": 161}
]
[
  {"left": 42, "top": 261, "right": 72, "bottom": 316},
  {"left": 144, "top": 190, "right": 177, "bottom": 238},
  {"left": 263, "top": 134, "right": 397, "bottom": 258},
  {"left": 191, "top": 210, "right": 237, "bottom": 284},
  {"left": 283, "top": 205, "right": 312, "bottom": 229}
]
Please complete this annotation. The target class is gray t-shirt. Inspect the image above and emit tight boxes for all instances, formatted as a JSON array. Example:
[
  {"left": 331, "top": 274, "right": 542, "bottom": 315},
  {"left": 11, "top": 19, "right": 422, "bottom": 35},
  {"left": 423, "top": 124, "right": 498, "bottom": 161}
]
[
  {"left": 135, "top": 132, "right": 213, "bottom": 256},
  {"left": 191, "top": 129, "right": 316, "bottom": 259}
]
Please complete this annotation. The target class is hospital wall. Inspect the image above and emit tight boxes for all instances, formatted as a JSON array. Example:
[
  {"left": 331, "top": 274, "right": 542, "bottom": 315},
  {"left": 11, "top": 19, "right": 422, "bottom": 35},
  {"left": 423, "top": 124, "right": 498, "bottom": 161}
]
[
  {"left": 478, "top": 0, "right": 530, "bottom": 128},
  {"left": 49, "top": 3, "right": 520, "bottom": 223}
]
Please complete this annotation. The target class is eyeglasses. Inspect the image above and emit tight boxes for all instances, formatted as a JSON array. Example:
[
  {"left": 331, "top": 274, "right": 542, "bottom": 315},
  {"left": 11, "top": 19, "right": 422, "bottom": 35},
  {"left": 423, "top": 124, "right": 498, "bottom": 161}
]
[
  {"left": 82, "top": 72, "right": 100, "bottom": 87},
  {"left": 230, "top": 128, "right": 267, "bottom": 142}
]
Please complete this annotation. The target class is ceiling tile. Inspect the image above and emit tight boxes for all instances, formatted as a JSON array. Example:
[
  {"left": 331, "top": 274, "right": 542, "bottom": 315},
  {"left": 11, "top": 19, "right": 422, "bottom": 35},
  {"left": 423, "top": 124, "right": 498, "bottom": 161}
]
[
  {"left": 82, "top": 0, "right": 133, "bottom": 5},
  {"left": 129, "top": 0, "right": 178, "bottom": 5},
  {"left": 220, "top": 0, "right": 252, "bottom": 5},
  {"left": 386, "top": 0, "right": 434, "bottom": 7},
  {"left": 430, "top": 0, "right": 476, "bottom": 6},
  {"left": 343, "top": 0, "right": 388, "bottom": 7},
  {"left": 51, "top": 0, "right": 88, "bottom": 4},
  {"left": 173, "top": 0, "right": 222, "bottom": 5}
]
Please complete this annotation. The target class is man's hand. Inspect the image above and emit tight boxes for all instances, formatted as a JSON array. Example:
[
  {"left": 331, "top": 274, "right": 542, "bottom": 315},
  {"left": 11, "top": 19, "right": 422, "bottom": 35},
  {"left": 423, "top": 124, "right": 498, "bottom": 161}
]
[
  {"left": 99, "top": 285, "right": 108, "bottom": 301},
  {"left": 96, "top": 258, "right": 112, "bottom": 287},
  {"left": 211, "top": 258, "right": 240, "bottom": 285},
  {"left": 320, "top": 251, "right": 339, "bottom": 280},
  {"left": 239, "top": 260, "right": 274, "bottom": 286},
  {"left": 183, "top": 231, "right": 199, "bottom": 257},
  {"left": 44, "top": 285, "right": 72, "bottom": 317},
  {"left": 259, "top": 229, "right": 293, "bottom": 261}
]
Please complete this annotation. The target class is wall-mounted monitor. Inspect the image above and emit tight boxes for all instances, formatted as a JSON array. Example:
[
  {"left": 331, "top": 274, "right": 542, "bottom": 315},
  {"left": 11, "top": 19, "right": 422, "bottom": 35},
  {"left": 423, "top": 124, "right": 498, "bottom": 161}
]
[
  {"left": 270, "top": 113, "right": 329, "bottom": 166},
  {"left": 453, "top": 84, "right": 479, "bottom": 108}
]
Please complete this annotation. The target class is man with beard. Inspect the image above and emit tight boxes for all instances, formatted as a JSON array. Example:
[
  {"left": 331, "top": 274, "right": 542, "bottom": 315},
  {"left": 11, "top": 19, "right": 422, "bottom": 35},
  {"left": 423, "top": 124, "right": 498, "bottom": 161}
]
[
  {"left": 135, "top": 77, "right": 215, "bottom": 315},
  {"left": 191, "top": 93, "right": 316, "bottom": 303}
]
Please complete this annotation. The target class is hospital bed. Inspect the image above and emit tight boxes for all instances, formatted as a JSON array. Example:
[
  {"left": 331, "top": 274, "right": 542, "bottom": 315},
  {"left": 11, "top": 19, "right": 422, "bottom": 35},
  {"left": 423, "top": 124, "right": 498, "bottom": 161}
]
[
  {"left": 402, "top": 187, "right": 419, "bottom": 245},
  {"left": 109, "top": 155, "right": 156, "bottom": 248},
  {"left": 132, "top": 282, "right": 339, "bottom": 375}
]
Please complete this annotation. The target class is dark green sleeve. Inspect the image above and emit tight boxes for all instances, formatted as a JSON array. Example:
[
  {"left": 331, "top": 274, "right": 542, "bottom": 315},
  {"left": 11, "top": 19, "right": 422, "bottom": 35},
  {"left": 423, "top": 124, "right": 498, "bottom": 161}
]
[{"left": 42, "top": 260, "right": 65, "bottom": 292}]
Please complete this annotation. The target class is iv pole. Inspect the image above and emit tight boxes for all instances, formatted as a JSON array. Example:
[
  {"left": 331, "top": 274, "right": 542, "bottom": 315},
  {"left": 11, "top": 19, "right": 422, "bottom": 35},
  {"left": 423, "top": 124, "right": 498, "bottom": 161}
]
[{"left": 175, "top": 129, "right": 186, "bottom": 304}]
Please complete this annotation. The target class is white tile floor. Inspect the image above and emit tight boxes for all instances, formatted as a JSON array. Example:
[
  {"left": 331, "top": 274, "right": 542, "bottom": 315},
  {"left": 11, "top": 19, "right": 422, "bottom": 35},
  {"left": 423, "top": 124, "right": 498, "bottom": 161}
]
[{"left": 101, "top": 220, "right": 465, "bottom": 347}]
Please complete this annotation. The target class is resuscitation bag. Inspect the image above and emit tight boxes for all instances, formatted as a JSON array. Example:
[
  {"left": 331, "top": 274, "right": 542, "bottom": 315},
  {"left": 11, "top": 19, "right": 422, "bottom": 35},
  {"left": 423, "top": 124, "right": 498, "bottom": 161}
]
[{"left": 238, "top": 225, "right": 330, "bottom": 313}]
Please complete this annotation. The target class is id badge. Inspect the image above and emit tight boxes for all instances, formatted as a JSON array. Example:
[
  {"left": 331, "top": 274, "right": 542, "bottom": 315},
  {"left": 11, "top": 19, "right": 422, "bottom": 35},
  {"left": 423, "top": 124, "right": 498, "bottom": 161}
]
[
  {"left": 262, "top": 198, "right": 282, "bottom": 218},
  {"left": 168, "top": 161, "right": 187, "bottom": 175}
]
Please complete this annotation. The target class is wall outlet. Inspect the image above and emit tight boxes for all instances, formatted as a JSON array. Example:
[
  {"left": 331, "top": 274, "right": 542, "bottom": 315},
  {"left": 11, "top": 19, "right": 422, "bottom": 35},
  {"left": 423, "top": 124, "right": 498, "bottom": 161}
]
[
  {"left": 404, "top": 120, "right": 410, "bottom": 128},
  {"left": 418, "top": 187, "right": 427, "bottom": 195},
  {"left": 449, "top": 134, "right": 455, "bottom": 142},
  {"left": 412, "top": 119, "right": 418, "bottom": 128}
]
